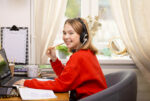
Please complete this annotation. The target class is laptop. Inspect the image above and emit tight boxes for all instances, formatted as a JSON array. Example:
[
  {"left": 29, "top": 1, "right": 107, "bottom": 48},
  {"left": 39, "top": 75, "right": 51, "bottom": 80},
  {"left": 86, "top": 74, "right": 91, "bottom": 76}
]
[{"left": 0, "top": 48, "right": 28, "bottom": 87}]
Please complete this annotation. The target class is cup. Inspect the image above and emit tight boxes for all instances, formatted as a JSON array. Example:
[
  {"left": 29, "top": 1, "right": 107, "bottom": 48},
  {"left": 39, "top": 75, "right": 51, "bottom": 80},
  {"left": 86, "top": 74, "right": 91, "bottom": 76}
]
[
  {"left": 26, "top": 65, "right": 40, "bottom": 78},
  {"left": 9, "top": 63, "right": 15, "bottom": 77}
]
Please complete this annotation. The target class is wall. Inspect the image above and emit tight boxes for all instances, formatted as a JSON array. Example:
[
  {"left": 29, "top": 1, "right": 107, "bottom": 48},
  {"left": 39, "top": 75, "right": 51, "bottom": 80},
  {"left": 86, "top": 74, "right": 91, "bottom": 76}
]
[{"left": 0, "top": 0, "right": 30, "bottom": 27}]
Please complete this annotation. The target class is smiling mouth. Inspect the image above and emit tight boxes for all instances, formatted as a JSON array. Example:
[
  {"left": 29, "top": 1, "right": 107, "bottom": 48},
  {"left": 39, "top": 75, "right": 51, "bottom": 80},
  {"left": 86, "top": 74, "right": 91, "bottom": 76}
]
[{"left": 65, "top": 41, "right": 72, "bottom": 45}]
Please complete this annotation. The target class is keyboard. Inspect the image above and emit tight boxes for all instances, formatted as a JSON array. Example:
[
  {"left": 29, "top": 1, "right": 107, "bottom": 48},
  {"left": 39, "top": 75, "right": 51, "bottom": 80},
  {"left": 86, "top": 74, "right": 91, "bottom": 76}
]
[
  {"left": 0, "top": 87, "right": 19, "bottom": 97},
  {"left": 0, "top": 88, "right": 9, "bottom": 95},
  {"left": 4, "top": 77, "right": 27, "bottom": 86}
]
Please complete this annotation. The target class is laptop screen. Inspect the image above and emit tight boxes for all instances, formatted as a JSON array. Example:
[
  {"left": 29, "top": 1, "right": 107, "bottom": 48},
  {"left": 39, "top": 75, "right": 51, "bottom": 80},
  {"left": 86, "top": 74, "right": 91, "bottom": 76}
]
[{"left": 0, "top": 48, "right": 11, "bottom": 79}]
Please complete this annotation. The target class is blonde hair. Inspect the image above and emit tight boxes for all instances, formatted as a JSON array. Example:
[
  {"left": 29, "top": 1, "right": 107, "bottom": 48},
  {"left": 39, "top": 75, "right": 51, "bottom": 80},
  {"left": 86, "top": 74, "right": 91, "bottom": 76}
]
[{"left": 64, "top": 17, "right": 98, "bottom": 54}]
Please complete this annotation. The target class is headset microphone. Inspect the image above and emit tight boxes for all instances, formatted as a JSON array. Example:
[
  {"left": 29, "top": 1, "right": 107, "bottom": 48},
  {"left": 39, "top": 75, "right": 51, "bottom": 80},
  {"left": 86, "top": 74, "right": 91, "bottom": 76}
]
[{"left": 82, "top": 34, "right": 88, "bottom": 45}]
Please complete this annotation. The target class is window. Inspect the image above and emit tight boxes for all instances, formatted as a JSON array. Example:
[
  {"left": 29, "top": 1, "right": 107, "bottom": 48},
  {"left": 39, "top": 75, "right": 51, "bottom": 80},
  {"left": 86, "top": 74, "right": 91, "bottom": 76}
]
[
  {"left": 54, "top": 0, "right": 121, "bottom": 55},
  {"left": 96, "top": 0, "right": 120, "bottom": 42},
  {"left": 92, "top": 0, "right": 120, "bottom": 53},
  {"left": 65, "top": 0, "right": 81, "bottom": 18}
]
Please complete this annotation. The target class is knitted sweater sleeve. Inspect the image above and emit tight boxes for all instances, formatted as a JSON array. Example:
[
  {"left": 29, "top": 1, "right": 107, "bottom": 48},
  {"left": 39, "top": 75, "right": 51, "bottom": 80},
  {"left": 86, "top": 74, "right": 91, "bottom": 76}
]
[
  {"left": 24, "top": 55, "right": 80, "bottom": 92},
  {"left": 50, "top": 58, "right": 65, "bottom": 76}
]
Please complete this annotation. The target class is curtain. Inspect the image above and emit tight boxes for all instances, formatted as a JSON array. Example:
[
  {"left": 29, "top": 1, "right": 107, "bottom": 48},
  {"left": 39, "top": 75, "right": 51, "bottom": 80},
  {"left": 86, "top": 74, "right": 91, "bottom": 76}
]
[
  {"left": 81, "top": 0, "right": 98, "bottom": 17},
  {"left": 110, "top": 0, "right": 150, "bottom": 83},
  {"left": 33, "top": 0, "right": 68, "bottom": 64}
]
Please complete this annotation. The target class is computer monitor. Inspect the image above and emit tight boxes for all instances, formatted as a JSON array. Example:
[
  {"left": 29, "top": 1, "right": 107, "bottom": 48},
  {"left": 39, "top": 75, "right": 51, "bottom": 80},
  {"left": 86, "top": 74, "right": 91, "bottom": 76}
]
[{"left": 0, "top": 48, "right": 11, "bottom": 79}]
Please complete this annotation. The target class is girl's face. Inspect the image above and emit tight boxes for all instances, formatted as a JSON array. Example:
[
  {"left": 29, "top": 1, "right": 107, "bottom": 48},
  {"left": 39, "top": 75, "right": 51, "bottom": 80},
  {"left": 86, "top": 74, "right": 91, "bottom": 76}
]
[{"left": 63, "top": 23, "right": 81, "bottom": 50}]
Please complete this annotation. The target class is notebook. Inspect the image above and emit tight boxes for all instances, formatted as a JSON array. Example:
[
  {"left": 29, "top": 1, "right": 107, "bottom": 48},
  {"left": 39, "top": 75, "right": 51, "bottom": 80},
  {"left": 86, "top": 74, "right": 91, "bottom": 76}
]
[{"left": 0, "top": 48, "right": 28, "bottom": 87}]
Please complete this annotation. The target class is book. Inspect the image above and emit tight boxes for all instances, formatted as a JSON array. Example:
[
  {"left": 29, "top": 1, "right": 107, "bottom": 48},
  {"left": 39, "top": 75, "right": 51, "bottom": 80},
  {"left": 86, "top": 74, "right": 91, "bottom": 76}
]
[
  {"left": 40, "top": 68, "right": 57, "bottom": 79},
  {"left": 15, "top": 78, "right": 56, "bottom": 100},
  {"left": 14, "top": 65, "right": 27, "bottom": 76},
  {"left": 18, "top": 87, "right": 56, "bottom": 100}
]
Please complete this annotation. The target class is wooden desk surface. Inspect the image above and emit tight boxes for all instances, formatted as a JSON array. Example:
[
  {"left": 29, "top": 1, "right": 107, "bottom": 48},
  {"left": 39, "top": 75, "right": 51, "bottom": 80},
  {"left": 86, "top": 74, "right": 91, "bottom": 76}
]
[{"left": 0, "top": 92, "right": 69, "bottom": 101}]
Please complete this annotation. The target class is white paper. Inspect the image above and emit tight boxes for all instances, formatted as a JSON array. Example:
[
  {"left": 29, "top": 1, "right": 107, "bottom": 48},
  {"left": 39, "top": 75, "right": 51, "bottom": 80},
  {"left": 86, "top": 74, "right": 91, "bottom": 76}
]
[
  {"left": 2, "top": 28, "right": 28, "bottom": 63},
  {"left": 19, "top": 88, "right": 57, "bottom": 100}
]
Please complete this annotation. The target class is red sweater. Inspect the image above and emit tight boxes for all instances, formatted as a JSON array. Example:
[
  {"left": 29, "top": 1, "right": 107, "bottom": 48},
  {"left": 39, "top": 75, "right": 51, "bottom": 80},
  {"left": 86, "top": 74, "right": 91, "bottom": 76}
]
[{"left": 24, "top": 49, "right": 107, "bottom": 99}]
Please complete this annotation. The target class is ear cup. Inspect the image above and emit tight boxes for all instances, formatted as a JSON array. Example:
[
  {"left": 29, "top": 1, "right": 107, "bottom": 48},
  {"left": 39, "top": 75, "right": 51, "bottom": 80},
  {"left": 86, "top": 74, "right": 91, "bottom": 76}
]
[
  {"left": 80, "top": 32, "right": 86, "bottom": 43},
  {"left": 77, "top": 18, "right": 88, "bottom": 44}
]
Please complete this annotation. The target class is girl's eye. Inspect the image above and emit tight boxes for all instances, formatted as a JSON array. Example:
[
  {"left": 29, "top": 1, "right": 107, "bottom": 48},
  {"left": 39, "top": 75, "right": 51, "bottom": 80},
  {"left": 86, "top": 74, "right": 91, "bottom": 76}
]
[
  {"left": 69, "top": 32, "right": 73, "bottom": 35},
  {"left": 63, "top": 32, "right": 66, "bottom": 35}
]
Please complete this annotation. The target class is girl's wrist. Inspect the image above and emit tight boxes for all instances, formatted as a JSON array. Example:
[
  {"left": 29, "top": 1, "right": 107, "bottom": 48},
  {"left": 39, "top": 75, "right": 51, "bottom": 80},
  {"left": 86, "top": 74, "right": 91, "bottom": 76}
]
[{"left": 51, "top": 57, "right": 57, "bottom": 62}]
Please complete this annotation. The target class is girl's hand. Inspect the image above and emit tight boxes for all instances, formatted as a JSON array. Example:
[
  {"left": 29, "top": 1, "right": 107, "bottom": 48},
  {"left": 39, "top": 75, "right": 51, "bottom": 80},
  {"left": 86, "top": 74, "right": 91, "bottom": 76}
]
[
  {"left": 14, "top": 79, "right": 25, "bottom": 86},
  {"left": 46, "top": 46, "right": 57, "bottom": 62}
]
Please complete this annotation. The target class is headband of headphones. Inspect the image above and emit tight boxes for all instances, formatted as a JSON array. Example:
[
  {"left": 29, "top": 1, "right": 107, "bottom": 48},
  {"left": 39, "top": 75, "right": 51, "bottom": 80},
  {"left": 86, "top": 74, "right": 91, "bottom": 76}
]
[{"left": 77, "top": 18, "right": 88, "bottom": 44}]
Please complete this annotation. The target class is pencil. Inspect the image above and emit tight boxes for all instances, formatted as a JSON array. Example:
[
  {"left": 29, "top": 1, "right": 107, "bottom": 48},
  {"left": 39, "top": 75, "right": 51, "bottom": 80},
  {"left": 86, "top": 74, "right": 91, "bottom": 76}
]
[{"left": 53, "top": 42, "right": 64, "bottom": 48}]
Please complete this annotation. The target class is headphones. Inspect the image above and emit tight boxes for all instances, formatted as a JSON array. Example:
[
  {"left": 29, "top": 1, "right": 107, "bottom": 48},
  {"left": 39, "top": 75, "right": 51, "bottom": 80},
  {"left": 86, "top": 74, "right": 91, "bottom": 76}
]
[{"left": 77, "top": 18, "right": 88, "bottom": 45}]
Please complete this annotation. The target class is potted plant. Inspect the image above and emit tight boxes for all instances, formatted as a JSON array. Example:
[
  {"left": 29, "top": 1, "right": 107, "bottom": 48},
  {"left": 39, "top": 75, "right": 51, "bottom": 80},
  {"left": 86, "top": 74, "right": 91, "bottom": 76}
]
[{"left": 56, "top": 45, "right": 70, "bottom": 59}]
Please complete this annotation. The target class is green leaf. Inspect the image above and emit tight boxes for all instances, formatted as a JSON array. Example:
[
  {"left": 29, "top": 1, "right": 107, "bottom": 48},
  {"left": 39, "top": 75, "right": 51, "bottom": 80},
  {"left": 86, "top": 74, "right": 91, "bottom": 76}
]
[{"left": 56, "top": 45, "right": 70, "bottom": 56}]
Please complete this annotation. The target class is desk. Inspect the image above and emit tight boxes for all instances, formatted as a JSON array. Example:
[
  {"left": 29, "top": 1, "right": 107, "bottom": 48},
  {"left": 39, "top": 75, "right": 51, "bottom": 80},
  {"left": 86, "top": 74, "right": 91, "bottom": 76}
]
[
  {"left": 1, "top": 65, "right": 69, "bottom": 100},
  {"left": 0, "top": 92, "right": 69, "bottom": 101}
]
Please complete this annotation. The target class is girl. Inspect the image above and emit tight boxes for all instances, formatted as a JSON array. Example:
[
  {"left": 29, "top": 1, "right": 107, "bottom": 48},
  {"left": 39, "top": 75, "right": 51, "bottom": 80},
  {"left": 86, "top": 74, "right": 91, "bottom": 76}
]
[{"left": 15, "top": 17, "right": 107, "bottom": 100}]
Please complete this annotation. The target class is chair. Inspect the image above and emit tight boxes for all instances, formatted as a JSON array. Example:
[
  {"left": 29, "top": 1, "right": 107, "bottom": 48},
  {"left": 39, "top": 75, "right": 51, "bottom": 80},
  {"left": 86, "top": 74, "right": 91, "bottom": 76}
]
[{"left": 79, "top": 71, "right": 137, "bottom": 101}]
